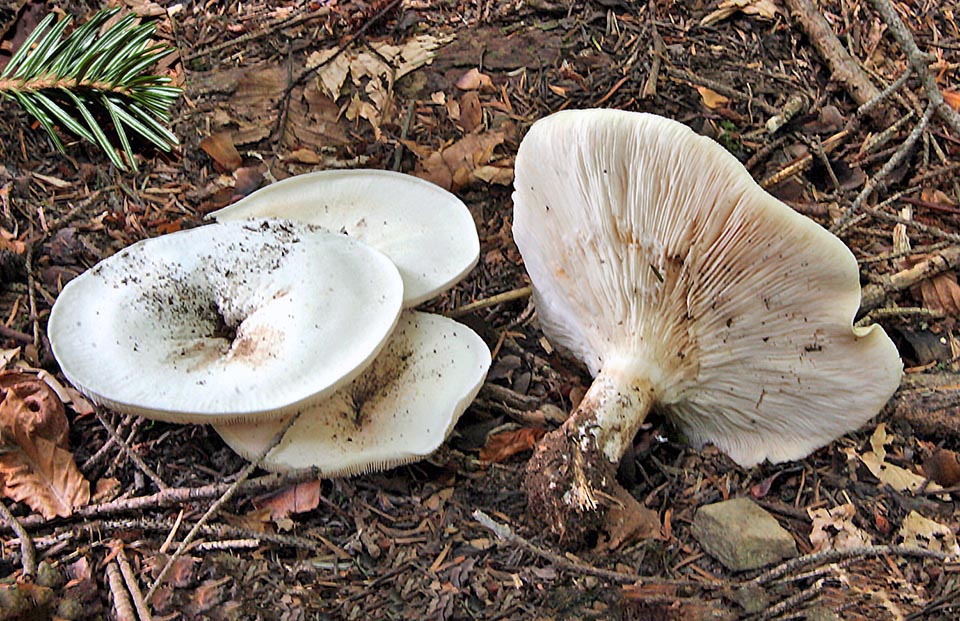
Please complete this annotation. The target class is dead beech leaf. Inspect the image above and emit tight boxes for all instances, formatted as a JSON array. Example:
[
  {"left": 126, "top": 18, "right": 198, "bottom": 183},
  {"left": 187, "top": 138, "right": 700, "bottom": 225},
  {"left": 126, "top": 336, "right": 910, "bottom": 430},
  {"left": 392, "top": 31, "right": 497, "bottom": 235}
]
[
  {"left": 415, "top": 131, "right": 506, "bottom": 191},
  {"left": 897, "top": 511, "right": 960, "bottom": 555},
  {"left": 808, "top": 503, "right": 871, "bottom": 552},
  {"left": 455, "top": 67, "right": 493, "bottom": 91},
  {"left": 199, "top": 132, "right": 243, "bottom": 172},
  {"left": 479, "top": 427, "right": 546, "bottom": 463},
  {"left": 696, "top": 86, "right": 729, "bottom": 109},
  {"left": 846, "top": 425, "right": 944, "bottom": 495},
  {"left": 0, "top": 388, "right": 90, "bottom": 518},
  {"left": 252, "top": 479, "right": 321, "bottom": 521},
  {"left": 701, "top": 0, "right": 781, "bottom": 27},
  {"left": 923, "top": 448, "right": 960, "bottom": 486},
  {"left": 0, "top": 371, "right": 69, "bottom": 446},
  {"left": 598, "top": 485, "right": 661, "bottom": 551},
  {"left": 459, "top": 91, "right": 483, "bottom": 133}
]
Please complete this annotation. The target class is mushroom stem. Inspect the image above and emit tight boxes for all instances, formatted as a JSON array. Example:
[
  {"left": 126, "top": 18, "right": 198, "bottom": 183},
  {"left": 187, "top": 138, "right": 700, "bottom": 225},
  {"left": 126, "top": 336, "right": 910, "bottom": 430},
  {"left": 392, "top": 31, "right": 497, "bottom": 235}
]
[{"left": 523, "top": 368, "right": 655, "bottom": 545}]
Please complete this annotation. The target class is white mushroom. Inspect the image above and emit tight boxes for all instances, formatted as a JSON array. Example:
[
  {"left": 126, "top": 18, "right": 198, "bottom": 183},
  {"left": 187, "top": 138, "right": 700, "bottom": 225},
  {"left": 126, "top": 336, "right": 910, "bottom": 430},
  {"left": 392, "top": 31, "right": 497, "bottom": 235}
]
[
  {"left": 513, "top": 109, "right": 902, "bottom": 541},
  {"left": 47, "top": 219, "right": 404, "bottom": 424},
  {"left": 214, "top": 311, "right": 490, "bottom": 475},
  {"left": 209, "top": 169, "right": 479, "bottom": 306}
]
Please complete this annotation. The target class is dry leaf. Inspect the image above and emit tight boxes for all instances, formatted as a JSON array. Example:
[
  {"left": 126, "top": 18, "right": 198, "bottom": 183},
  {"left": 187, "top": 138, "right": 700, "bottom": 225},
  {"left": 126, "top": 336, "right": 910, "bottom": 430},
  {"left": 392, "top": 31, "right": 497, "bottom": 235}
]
[
  {"left": 0, "top": 387, "right": 90, "bottom": 518},
  {"left": 455, "top": 68, "right": 493, "bottom": 91},
  {"left": 459, "top": 91, "right": 483, "bottom": 133},
  {"left": 944, "top": 90, "right": 960, "bottom": 111},
  {"left": 808, "top": 503, "right": 871, "bottom": 552},
  {"left": 252, "top": 480, "right": 321, "bottom": 521},
  {"left": 200, "top": 132, "right": 243, "bottom": 172},
  {"left": 701, "top": 0, "right": 782, "bottom": 27},
  {"left": 598, "top": 485, "right": 662, "bottom": 551},
  {"left": 415, "top": 131, "right": 507, "bottom": 191},
  {"left": 479, "top": 427, "right": 546, "bottom": 462},
  {"left": 923, "top": 448, "right": 960, "bottom": 486},
  {"left": 897, "top": 511, "right": 960, "bottom": 555},
  {"left": 847, "top": 425, "right": 944, "bottom": 495},
  {"left": 0, "top": 371, "right": 68, "bottom": 446},
  {"left": 696, "top": 86, "right": 730, "bottom": 109}
]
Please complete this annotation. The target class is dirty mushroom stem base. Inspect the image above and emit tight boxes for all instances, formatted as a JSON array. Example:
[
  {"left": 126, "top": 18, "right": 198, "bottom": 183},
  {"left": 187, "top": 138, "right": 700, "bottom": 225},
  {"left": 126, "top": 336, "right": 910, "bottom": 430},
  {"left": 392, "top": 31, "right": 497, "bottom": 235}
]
[{"left": 523, "top": 370, "right": 655, "bottom": 545}]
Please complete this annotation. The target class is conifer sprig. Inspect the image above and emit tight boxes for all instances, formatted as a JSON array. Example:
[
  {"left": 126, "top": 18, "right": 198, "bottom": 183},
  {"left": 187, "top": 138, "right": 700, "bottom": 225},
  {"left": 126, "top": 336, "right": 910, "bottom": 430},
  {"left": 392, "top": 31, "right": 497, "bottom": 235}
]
[{"left": 0, "top": 8, "right": 182, "bottom": 171}]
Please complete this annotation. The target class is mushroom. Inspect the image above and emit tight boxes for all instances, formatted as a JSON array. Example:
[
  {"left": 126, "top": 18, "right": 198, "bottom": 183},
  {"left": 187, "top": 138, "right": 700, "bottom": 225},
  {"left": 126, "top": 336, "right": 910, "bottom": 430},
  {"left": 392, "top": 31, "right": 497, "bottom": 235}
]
[
  {"left": 214, "top": 310, "right": 491, "bottom": 474},
  {"left": 512, "top": 109, "right": 902, "bottom": 543},
  {"left": 47, "top": 219, "right": 404, "bottom": 423},
  {"left": 210, "top": 169, "right": 480, "bottom": 306}
]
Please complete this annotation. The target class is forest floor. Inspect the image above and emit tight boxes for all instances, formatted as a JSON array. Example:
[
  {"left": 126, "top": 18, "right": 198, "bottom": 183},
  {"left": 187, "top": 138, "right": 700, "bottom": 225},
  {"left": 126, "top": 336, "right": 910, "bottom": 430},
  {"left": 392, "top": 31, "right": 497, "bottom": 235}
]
[{"left": 0, "top": 0, "right": 959, "bottom": 619}]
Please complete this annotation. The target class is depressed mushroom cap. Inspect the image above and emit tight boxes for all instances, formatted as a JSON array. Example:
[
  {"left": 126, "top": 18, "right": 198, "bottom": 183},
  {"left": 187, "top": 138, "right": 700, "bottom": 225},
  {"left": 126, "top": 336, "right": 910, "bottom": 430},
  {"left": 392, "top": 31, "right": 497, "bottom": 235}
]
[
  {"left": 214, "top": 310, "right": 490, "bottom": 475},
  {"left": 210, "top": 169, "right": 479, "bottom": 306},
  {"left": 513, "top": 109, "right": 902, "bottom": 467},
  {"left": 48, "top": 219, "right": 404, "bottom": 424}
]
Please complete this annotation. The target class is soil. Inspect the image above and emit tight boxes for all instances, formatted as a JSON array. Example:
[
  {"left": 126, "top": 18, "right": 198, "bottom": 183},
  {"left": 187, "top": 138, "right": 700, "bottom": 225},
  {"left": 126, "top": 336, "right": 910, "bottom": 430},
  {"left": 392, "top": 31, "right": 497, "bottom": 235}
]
[{"left": 1, "top": 0, "right": 959, "bottom": 620}]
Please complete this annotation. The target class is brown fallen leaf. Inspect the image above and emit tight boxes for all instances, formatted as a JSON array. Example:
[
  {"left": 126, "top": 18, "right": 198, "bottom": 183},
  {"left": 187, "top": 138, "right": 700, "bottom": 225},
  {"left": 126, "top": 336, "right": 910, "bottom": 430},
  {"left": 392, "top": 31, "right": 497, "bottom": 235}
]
[
  {"left": 459, "top": 91, "right": 483, "bottom": 133},
  {"left": 0, "top": 371, "right": 68, "bottom": 446},
  {"left": 696, "top": 86, "right": 730, "bottom": 109},
  {"left": 415, "top": 131, "right": 508, "bottom": 191},
  {"left": 479, "top": 427, "right": 546, "bottom": 463},
  {"left": 597, "top": 485, "right": 662, "bottom": 551},
  {"left": 252, "top": 479, "right": 321, "bottom": 521},
  {"left": 923, "top": 447, "right": 960, "bottom": 487},
  {"left": 199, "top": 132, "right": 243, "bottom": 172},
  {"left": 808, "top": 503, "right": 871, "bottom": 552},
  {"left": 455, "top": 67, "right": 493, "bottom": 91},
  {"left": 945, "top": 89, "right": 960, "bottom": 111},
  {"left": 901, "top": 253, "right": 960, "bottom": 317},
  {"left": 0, "top": 383, "right": 90, "bottom": 518}
]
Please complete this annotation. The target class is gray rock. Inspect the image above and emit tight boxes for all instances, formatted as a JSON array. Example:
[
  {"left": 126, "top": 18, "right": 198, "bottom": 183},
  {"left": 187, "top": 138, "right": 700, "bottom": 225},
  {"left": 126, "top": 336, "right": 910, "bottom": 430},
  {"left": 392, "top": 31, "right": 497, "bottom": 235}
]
[{"left": 691, "top": 497, "right": 797, "bottom": 571}]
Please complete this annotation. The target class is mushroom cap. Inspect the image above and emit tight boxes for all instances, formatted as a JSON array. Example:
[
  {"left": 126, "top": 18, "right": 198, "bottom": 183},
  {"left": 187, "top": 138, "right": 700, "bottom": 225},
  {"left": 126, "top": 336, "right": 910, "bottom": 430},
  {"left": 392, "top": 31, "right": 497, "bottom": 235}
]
[
  {"left": 48, "top": 219, "right": 404, "bottom": 424},
  {"left": 214, "top": 310, "right": 490, "bottom": 474},
  {"left": 513, "top": 109, "right": 902, "bottom": 467},
  {"left": 209, "top": 169, "right": 479, "bottom": 306}
]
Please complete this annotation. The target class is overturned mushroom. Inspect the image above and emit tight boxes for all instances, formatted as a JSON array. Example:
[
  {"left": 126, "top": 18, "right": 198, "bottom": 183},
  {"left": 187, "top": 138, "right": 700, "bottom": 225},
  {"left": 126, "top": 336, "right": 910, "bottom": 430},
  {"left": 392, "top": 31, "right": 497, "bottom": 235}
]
[
  {"left": 513, "top": 110, "right": 902, "bottom": 543},
  {"left": 214, "top": 311, "right": 490, "bottom": 475},
  {"left": 210, "top": 169, "right": 479, "bottom": 306},
  {"left": 47, "top": 219, "right": 404, "bottom": 423}
]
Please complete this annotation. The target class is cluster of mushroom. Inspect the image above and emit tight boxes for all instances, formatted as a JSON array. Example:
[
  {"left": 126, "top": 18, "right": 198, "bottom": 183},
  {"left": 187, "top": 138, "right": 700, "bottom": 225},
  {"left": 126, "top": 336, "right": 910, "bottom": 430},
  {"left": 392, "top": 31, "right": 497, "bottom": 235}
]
[
  {"left": 512, "top": 110, "right": 903, "bottom": 543},
  {"left": 48, "top": 170, "right": 491, "bottom": 476}
]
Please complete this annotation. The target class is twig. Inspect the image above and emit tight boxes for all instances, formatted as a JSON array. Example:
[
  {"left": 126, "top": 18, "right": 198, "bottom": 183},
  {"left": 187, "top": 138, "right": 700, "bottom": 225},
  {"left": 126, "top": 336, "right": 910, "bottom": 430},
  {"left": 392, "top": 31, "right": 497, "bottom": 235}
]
[
  {"left": 0, "top": 500, "right": 36, "bottom": 579},
  {"left": 8, "top": 469, "right": 318, "bottom": 531},
  {"left": 144, "top": 412, "right": 303, "bottom": 603},
  {"left": 106, "top": 561, "right": 136, "bottom": 621},
  {"left": 751, "top": 578, "right": 826, "bottom": 620},
  {"left": 184, "top": 7, "right": 332, "bottom": 62},
  {"left": 82, "top": 414, "right": 134, "bottom": 472},
  {"left": 662, "top": 65, "right": 778, "bottom": 116},
  {"left": 447, "top": 286, "right": 533, "bottom": 318},
  {"left": 833, "top": 103, "right": 935, "bottom": 233},
  {"left": 24, "top": 243, "right": 39, "bottom": 348},
  {"left": 860, "top": 245, "right": 960, "bottom": 312},
  {"left": 867, "top": 0, "right": 960, "bottom": 136},
  {"left": 117, "top": 552, "right": 152, "bottom": 621},
  {"left": 783, "top": 0, "right": 881, "bottom": 111},
  {"left": 745, "top": 545, "right": 956, "bottom": 587},
  {"left": 472, "top": 509, "right": 716, "bottom": 588},
  {"left": 95, "top": 407, "right": 167, "bottom": 491}
]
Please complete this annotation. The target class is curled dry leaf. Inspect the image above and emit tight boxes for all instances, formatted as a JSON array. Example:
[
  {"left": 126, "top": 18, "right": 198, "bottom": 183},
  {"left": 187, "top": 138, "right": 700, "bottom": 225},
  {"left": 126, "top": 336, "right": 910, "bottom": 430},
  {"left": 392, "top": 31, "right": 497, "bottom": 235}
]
[
  {"left": 0, "top": 382, "right": 90, "bottom": 518},
  {"left": 808, "top": 503, "right": 871, "bottom": 552},
  {"left": 696, "top": 86, "right": 730, "bottom": 109},
  {"left": 922, "top": 447, "right": 960, "bottom": 487},
  {"left": 479, "top": 427, "right": 545, "bottom": 463},
  {"left": 252, "top": 479, "right": 322, "bottom": 521},
  {"left": 455, "top": 67, "right": 493, "bottom": 91},
  {"left": 415, "top": 131, "right": 512, "bottom": 191},
  {"left": 0, "top": 371, "right": 69, "bottom": 445},
  {"left": 199, "top": 132, "right": 243, "bottom": 172}
]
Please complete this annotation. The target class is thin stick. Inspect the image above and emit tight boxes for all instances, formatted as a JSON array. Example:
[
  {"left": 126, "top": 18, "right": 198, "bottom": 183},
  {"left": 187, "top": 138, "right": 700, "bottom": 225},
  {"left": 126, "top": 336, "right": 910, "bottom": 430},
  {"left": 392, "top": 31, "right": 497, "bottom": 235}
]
[
  {"left": 448, "top": 286, "right": 533, "bottom": 318},
  {"left": 106, "top": 561, "right": 136, "bottom": 621},
  {"left": 867, "top": 0, "right": 960, "bottom": 135},
  {"left": 860, "top": 245, "right": 960, "bottom": 311},
  {"left": 117, "top": 552, "right": 152, "bottom": 621},
  {"left": 0, "top": 500, "right": 35, "bottom": 579},
  {"left": 144, "top": 412, "right": 303, "bottom": 603},
  {"left": 95, "top": 407, "right": 168, "bottom": 490},
  {"left": 472, "top": 509, "right": 716, "bottom": 588}
]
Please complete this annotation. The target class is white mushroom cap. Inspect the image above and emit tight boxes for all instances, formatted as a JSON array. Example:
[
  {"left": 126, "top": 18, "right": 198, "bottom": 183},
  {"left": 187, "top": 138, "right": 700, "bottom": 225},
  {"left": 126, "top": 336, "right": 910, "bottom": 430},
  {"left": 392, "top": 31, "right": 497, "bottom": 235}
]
[
  {"left": 513, "top": 109, "right": 902, "bottom": 467},
  {"left": 214, "top": 310, "right": 491, "bottom": 475},
  {"left": 48, "top": 219, "right": 404, "bottom": 424},
  {"left": 209, "top": 169, "right": 479, "bottom": 306}
]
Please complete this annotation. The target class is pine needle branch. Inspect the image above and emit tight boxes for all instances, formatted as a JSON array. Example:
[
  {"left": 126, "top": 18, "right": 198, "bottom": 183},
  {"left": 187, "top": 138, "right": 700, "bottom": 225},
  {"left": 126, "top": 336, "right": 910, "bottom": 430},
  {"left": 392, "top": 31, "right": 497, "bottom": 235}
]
[{"left": 0, "top": 8, "right": 182, "bottom": 171}]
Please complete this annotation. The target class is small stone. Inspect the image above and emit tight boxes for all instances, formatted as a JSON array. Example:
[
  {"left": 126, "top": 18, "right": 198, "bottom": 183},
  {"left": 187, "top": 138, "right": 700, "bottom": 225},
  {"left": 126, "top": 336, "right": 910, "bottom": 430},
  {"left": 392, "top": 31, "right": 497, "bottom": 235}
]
[
  {"left": 691, "top": 498, "right": 797, "bottom": 571},
  {"left": 803, "top": 605, "right": 842, "bottom": 621}
]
